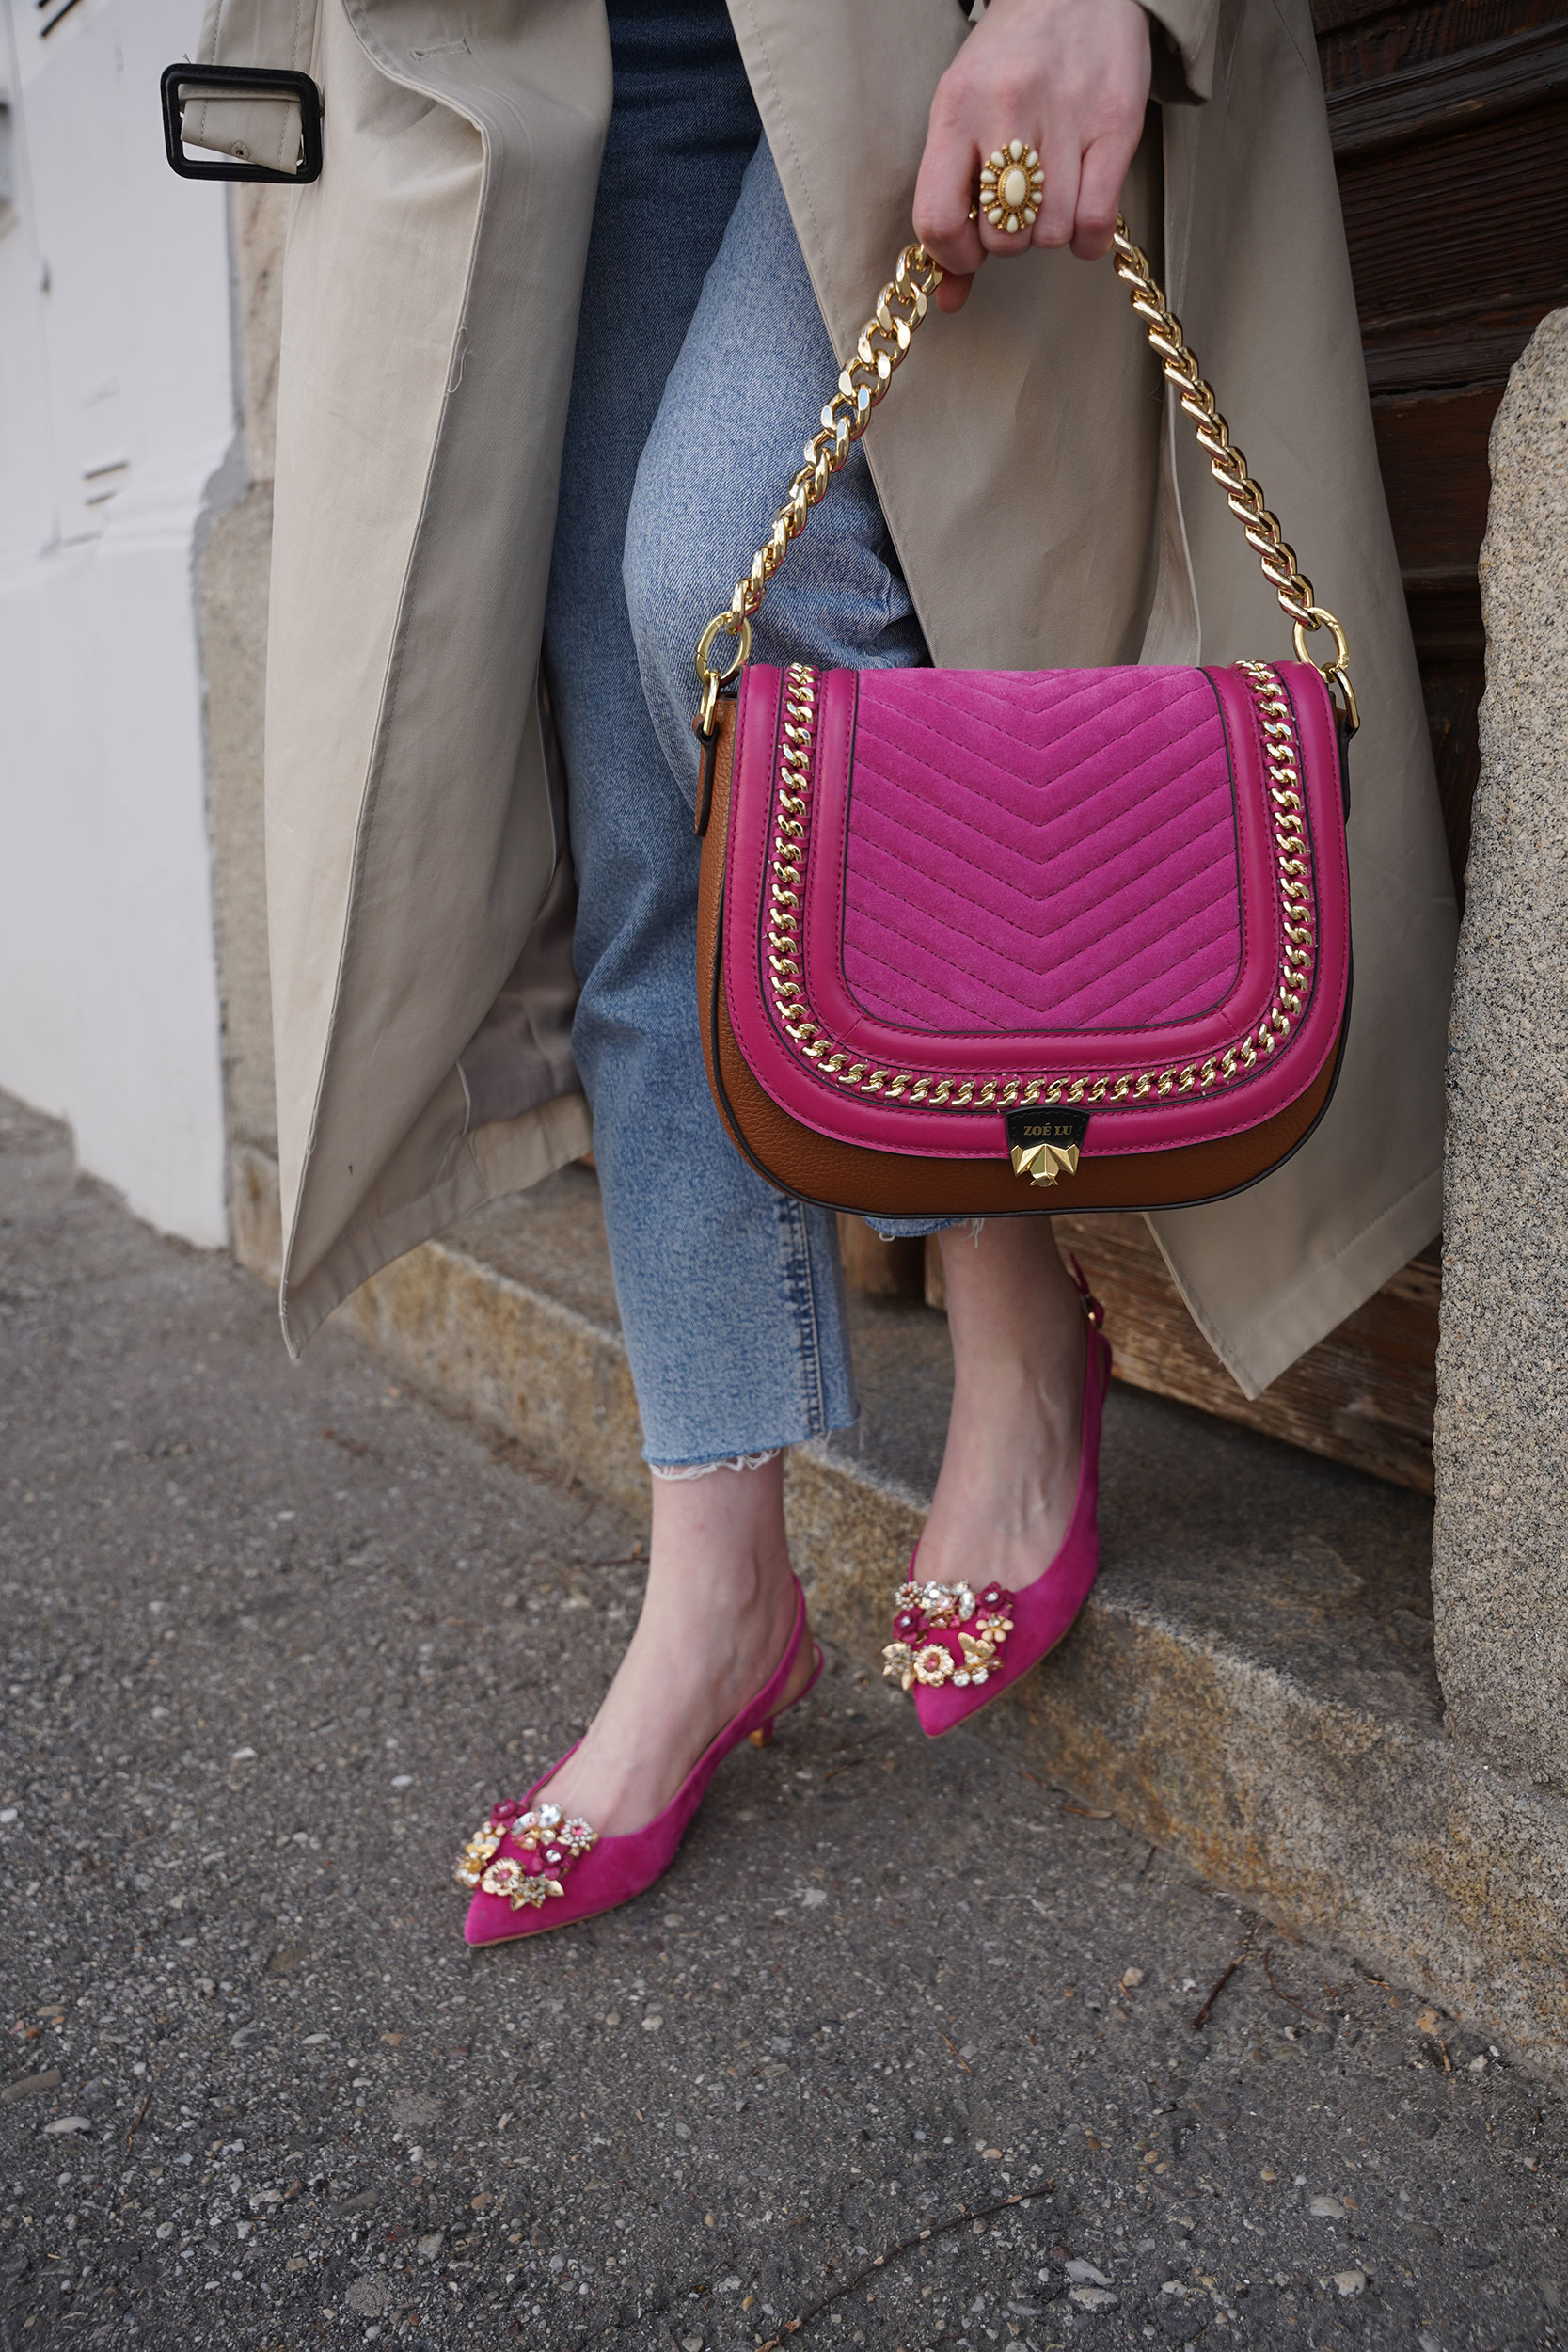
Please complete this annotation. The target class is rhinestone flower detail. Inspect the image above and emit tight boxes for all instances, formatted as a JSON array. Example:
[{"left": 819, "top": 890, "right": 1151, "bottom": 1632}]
[
  {"left": 454, "top": 1825, "right": 502, "bottom": 1887},
  {"left": 952, "top": 1631, "right": 997, "bottom": 1688},
  {"left": 894, "top": 1579, "right": 975, "bottom": 1629},
  {"left": 881, "top": 1640, "right": 917, "bottom": 1692},
  {"left": 455, "top": 1796, "right": 599, "bottom": 1907},
  {"left": 883, "top": 1576, "right": 1015, "bottom": 1697}
]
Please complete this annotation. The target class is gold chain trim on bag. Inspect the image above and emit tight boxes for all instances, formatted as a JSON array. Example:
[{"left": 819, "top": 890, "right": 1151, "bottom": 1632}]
[
  {"left": 695, "top": 216, "right": 1357, "bottom": 737},
  {"left": 761, "top": 660, "right": 1319, "bottom": 1114}
]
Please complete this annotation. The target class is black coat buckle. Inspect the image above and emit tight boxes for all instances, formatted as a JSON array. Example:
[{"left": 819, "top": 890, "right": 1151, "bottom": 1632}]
[{"left": 160, "top": 63, "right": 323, "bottom": 184}]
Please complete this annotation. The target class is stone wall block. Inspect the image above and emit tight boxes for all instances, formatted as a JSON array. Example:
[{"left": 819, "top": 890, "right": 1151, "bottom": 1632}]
[
  {"left": 203, "top": 186, "right": 288, "bottom": 1162},
  {"left": 203, "top": 485, "right": 277, "bottom": 1156},
  {"left": 235, "top": 184, "right": 287, "bottom": 485},
  {"left": 1433, "top": 308, "right": 1568, "bottom": 1787}
]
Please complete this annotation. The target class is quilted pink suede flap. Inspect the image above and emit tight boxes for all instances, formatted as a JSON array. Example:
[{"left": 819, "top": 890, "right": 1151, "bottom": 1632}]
[
  {"left": 842, "top": 667, "right": 1241, "bottom": 1034},
  {"left": 721, "top": 660, "right": 1351, "bottom": 1164}
]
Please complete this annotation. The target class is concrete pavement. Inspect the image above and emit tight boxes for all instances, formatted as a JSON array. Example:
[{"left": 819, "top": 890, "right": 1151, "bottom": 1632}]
[{"left": 2, "top": 1093, "right": 1563, "bottom": 2351}]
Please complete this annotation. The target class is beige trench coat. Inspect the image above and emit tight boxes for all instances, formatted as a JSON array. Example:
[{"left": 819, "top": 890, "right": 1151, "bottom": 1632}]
[{"left": 190, "top": 0, "right": 1457, "bottom": 1394}]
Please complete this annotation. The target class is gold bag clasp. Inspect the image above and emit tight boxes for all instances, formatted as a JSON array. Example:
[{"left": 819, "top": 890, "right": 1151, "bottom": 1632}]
[{"left": 1009, "top": 1140, "right": 1080, "bottom": 1188}]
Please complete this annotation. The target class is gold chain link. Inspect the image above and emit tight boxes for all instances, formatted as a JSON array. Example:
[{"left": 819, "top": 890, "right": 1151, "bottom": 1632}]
[{"left": 694, "top": 216, "right": 1356, "bottom": 735}]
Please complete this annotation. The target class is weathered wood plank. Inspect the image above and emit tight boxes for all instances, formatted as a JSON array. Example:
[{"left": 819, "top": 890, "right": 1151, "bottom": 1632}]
[
  {"left": 916, "top": 1218, "right": 1438, "bottom": 1494},
  {"left": 835, "top": 1214, "right": 925, "bottom": 1300}
]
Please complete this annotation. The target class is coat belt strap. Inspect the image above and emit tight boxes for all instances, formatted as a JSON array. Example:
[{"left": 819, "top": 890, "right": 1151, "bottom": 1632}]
[{"left": 182, "top": 0, "right": 321, "bottom": 175}]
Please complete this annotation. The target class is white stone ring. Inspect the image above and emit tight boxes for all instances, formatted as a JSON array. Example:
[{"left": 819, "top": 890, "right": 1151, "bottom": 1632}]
[{"left": 977, "top": 140, "right": 1043, "bottom": 235}]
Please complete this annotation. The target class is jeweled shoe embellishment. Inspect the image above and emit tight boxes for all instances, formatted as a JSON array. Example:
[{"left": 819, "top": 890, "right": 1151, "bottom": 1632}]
[
  {"left": 454, "top": 1796, "right": 599, "bottom": 1910},
  {"left": 882, "top": 1578, "right": 1016, "bottom": 1695},
  {"left": 894, "top": 1578, "right": 976, "bottom": 1629},
  {"left": 455, "top": 1825, "right": 503, "bottom": 1883},
  {"left": 881, "top": 1641, "right": 915, "bottom": 1690}
]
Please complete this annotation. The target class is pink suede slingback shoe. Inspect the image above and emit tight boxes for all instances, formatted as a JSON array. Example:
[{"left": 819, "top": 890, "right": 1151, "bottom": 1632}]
[
  {"left": 457, "top": 1577, "right": 821, "bottom": 1946},
  {"left": 882, "top": 1273, "right": 1113, "bottom": 1739}
]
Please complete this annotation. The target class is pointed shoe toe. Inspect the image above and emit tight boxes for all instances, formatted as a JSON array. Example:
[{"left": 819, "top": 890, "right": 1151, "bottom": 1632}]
[
  {"left": 452, "top": 1580, "right": 822, "bottom": 1947},
  {"left": 887, "top": 1293, "right": 1113, "bottom": 1740}
]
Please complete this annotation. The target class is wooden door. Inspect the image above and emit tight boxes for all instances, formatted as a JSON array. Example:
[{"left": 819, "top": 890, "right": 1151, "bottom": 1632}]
[{"left": 1320, "top": 0, "right": 1568, "bottom": 891}]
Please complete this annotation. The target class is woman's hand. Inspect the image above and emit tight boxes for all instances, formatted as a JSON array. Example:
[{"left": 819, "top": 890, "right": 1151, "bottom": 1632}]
[{"left": 912, "top": 0, "right": 1152, "bottom": 312}]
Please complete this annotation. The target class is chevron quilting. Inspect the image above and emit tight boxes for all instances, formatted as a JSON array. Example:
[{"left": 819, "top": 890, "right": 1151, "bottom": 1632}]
[{"left": 840, "top": 668, "right": 1242, "bottom": 1035}]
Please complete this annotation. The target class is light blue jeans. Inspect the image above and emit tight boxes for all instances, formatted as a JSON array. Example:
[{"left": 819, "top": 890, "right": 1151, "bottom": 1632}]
[{"left": 543, "top": 0, "right": 935, "bottom": 1469}]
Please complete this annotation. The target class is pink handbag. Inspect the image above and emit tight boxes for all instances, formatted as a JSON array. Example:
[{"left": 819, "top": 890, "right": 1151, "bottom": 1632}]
[{"left": 693, "top": 220, "right": 1359, "bottom": 1218}]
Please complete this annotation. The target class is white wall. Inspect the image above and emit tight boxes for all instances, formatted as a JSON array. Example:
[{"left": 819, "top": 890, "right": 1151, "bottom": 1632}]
[{"left": 0, "top": 0, "right": 240, "bottom": 1245}]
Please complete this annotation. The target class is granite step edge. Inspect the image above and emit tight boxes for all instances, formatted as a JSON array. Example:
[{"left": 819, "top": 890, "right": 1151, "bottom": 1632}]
[
  {"left": 784, "top": 1440, "right": 1568, "bottom": 2076},
  {"left": 229, "top": 1144, "right": 1568, "bottom": 2074}
]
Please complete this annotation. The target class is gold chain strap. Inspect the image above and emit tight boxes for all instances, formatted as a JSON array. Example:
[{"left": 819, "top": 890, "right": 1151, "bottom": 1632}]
[
  {"left": 692, "top": 242, "right": 943, "bottom": 737},
  {"left": 694, "top": 213, "right": 1357, "bottom": 736},
  {"left": 1111, "top": 221, "right": 1357, "bottom": 727}
]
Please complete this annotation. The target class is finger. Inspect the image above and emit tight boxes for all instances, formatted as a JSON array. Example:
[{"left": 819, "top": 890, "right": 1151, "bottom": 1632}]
[
  {"left": 916, "top": 205, "right": 986, "bottom": 280},
  {"left": 974, "top": 208, "right": 1034, "bottom": 257},
  {"left": 1069, "top": 133, "right": 1131, "bottom": 262},
  {"left": 1027, "top": 130, "right": 1081, "bottom": 251},
  {"left": 912, "top": 116, "right": 986, "bottom": 279},
  {"left": 934, "top": 266, "right": 978, "bottom": 314}
]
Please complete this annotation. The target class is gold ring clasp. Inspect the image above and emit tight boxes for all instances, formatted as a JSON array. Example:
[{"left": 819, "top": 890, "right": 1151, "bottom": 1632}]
[
  {"left": 1291, "top": 603, "right": 1359, "bottom": 736},
  {"left": 695, "top": 610, "right": 752, "bottom": 687},
  {"left": 693, "top": 610, "right": 753, "bottom": 739}
]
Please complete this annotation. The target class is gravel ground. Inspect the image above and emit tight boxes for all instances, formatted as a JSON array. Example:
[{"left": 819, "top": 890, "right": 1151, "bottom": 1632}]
[{"left": 1, "top": 1092, "right": 1564, "bottom": 2352}]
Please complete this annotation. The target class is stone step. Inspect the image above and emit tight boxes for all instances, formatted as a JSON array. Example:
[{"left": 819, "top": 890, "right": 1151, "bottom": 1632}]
[{"left": 231, "top": 1142, "right": 1568, "bottom": 2075}]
